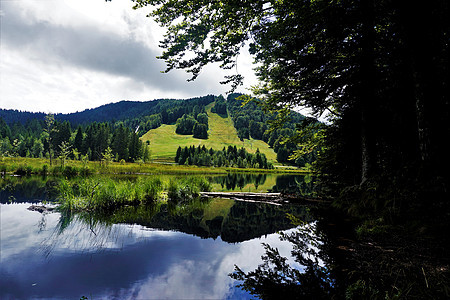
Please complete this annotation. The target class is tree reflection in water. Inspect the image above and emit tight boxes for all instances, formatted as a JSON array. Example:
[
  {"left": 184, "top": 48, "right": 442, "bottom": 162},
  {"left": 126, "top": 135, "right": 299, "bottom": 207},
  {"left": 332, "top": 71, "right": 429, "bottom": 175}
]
[
  {"left": 209, "top": 173, "right": 268, "bottom": 191},
  {"left": 230, "top": 214, "right": 335, "bottom": 299}
]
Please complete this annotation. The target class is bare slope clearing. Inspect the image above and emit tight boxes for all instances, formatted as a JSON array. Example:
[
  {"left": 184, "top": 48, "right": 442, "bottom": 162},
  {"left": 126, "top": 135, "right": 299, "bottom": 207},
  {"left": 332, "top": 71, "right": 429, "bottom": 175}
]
[{"left": 141, "top": 102, "right": 277, "bottom": 162}]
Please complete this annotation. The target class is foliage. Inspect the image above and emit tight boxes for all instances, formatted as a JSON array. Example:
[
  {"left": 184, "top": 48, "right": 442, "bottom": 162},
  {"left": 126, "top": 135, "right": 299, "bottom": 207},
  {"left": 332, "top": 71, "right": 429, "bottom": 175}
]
[
  {"left": 56, "top": 177, "right": 165, "bottom": 212},
  {"left": 0, "top": 96, "right": 216, "bottom": 164},
  {"left": 43, "top": 114, "right": 57, "bottom": 166},
  {"left": 167, "top": 176, "right": 211, "bottom": 203},
  {"left": 58, "top": 141, "right": 71, "bottom": 168},
  {"left": 192, "top": 123, "right": 208, "bottom": 139},
  {"left": 175, "top": 109, "right": 209, "bottom": 139},
  {"left": 175, "top": 114, "right": 197, "bottom": 135},
  {"left": 101, "top": 147, "right": 114, "bottom": 167}
]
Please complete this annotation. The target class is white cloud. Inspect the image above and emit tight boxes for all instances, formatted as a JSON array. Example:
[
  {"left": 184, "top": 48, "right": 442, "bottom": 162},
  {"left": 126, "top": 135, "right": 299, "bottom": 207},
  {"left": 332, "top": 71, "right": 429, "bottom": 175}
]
[{"left": 0, "top": 0, "right": 257, "bottom": 113}]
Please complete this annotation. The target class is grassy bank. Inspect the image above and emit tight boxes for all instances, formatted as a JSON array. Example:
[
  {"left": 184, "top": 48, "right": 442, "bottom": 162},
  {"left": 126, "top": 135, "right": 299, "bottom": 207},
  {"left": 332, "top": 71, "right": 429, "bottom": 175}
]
[{"left": 0, "top": 157, "right": 308, "bottom": 176}]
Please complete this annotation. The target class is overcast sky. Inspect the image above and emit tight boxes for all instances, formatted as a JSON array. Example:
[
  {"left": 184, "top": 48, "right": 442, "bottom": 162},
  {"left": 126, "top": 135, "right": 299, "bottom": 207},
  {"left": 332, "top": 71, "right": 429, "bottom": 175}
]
[{"left": 0, "top": 0, "right": 258, "bottom": 114}]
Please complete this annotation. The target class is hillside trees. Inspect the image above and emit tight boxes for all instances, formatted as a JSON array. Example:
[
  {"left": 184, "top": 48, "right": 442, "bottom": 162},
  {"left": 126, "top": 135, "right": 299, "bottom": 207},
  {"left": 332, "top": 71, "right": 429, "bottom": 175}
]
[
  {"left": 211, "top": 95, "right": 227, "bottom": 116},
  {"left": 116, "top": 95, "right": 213, "bottom": 133},
  {"left": 134, "top": 0, "right": 449, "bottom": 204},
  {"left": 111, "top": 124, "right": 130, "bottom": 161},
  {"left": 175, "top": 114, "right": 197, "bottom": 135},
  {"left": 226, "top": 93, "right": 310, "bottom": 166},
  {"left": 0, "top": 117, "right": 45, "bottom": 158},
  {"left": 175, "top": 109, "right": 209, "bottom": 139},
  {"left": 192, "top": 123, "right": 208, "bottom": 139}
]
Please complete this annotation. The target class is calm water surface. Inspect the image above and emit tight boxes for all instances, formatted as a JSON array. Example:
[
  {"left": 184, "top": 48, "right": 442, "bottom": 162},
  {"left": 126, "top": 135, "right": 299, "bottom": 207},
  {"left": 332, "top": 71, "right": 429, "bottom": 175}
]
[{"left": 0, "top": 174, "right": 317, "bottom": 299}]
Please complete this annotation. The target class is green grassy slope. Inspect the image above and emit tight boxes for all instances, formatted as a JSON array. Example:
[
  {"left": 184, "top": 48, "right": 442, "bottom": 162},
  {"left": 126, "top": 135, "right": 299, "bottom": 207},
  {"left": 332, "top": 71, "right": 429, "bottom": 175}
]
[{"left": 141, "top": 102, "right": 277, "bottom": 162}]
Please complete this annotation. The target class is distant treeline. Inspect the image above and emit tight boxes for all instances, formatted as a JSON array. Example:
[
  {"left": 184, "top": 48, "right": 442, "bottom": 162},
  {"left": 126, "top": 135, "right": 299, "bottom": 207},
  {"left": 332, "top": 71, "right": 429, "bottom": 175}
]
[
  {"left": 175, "top": 145, "right": 273, "bottom": 169},
  {"left": 0, "top": 116, "right": 148, "bottom": 163}
]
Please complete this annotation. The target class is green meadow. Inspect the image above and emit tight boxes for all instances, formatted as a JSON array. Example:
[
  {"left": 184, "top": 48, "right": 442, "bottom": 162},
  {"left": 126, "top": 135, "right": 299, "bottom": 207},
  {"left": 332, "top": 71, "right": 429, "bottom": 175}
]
[{"left": 140, "top": 102, "right": 278, "bottom": 163}]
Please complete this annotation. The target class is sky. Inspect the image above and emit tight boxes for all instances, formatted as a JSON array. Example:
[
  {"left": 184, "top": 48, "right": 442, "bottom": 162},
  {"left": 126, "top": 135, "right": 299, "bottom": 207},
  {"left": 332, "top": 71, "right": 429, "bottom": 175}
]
[{"left": 0, "top": 0, "right": 258, "bottom": 114}]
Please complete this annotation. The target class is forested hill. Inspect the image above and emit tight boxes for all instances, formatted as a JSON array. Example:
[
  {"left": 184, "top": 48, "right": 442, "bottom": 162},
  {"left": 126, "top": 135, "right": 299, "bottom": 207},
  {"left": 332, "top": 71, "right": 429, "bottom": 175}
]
[
  {"left": 0, "top": 95, "right": 215, "bottom": 125},
  {"left": 0, "top": 110, "right": 47, "bottom": 126},
  {"left": 1, "top": 93, "right": 317, "bottom": 166}
]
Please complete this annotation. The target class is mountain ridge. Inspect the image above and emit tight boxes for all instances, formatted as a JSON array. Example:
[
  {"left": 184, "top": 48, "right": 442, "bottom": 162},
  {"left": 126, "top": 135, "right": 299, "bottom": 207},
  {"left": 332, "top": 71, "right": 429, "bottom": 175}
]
[{"left": 0, "top": 96, "right": 214, "bottom": 125}]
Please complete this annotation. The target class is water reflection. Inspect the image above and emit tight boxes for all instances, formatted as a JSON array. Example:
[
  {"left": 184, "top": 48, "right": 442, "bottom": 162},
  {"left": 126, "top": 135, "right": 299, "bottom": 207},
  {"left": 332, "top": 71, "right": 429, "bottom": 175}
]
[
  {"left": 0, "top": 176, "right": 50, "bottom": 203},
  {"left": 0, "top": 173, "right": 322, "bottom": 299},
  {"left": 0, "top": 203, "right": 306, "bottom": 299},
  {"left": 269, "top": 173, "right": 318, "bottom": 196},
  {"left": 0, "top": 173, "right": 315, "bottom": 203},
  {"left": 208, "top": 173, "right": 268, "bottom": 191}
]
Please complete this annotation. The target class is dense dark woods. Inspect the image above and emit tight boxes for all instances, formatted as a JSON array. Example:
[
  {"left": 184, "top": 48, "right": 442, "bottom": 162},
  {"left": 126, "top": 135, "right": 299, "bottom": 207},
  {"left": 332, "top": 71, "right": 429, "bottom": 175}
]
[
  {"left": 250, "top": 0, "right": 449, "bottom": 206},
  {"left": 131, "top": 0, "right": 450, "bottom": 298},
  {"left": 134, "top": 0, "right": 449, "bottom": 216}
]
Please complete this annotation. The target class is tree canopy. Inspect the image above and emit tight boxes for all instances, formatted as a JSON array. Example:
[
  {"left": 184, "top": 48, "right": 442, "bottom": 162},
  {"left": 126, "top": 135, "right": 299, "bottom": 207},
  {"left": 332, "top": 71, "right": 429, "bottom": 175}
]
[{"left": 133, "top": 0, "right": 449, "bottom": 201}]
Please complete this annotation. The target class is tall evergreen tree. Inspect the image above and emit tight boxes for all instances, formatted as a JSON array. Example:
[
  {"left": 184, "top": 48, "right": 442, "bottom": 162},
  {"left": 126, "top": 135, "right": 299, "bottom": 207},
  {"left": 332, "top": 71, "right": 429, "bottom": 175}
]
[
  {"left": 73, "top": 126, "right": 84, "bottom": 152},
  {"left": 111, "top": 124, "right": 130, "bottom": 161}
]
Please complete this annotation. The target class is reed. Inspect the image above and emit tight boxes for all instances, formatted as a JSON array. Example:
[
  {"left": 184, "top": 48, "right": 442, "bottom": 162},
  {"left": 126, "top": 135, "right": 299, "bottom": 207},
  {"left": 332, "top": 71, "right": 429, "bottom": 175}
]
[
  {"left": 167, "top": 176, "right": 212, "bottom": 203},
  {"left": 56, "top": 175, "right": 212, "bottom": 213}
]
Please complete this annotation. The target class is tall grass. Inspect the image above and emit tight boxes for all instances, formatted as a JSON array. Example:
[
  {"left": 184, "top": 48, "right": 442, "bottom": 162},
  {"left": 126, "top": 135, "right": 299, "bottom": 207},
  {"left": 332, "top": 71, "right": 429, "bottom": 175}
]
[
  {"left": 56, "top": 176, "right": 212, "bottom": 213},
  {"left": 167, "top": 176, "right": 212, "bottom": 203}
]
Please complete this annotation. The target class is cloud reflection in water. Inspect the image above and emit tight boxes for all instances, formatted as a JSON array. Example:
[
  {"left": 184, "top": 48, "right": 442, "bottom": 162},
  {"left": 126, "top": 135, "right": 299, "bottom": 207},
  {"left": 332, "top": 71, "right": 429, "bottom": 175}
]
[{"left": 0, "top": 203, "right": 301, "bottom": 299}]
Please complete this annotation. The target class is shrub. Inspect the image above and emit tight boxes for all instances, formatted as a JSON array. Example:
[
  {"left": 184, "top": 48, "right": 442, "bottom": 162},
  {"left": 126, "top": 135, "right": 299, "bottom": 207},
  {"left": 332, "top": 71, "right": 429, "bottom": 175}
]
[{"left": 62, "top": 166, "right": 79, "bottom": 177}]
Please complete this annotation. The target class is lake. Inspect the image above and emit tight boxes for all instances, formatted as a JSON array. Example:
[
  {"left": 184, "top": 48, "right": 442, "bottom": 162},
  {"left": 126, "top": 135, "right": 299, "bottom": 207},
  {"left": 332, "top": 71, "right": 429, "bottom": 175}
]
[{"left": 0, "top": 174, "right": 324, "bottom": 299}]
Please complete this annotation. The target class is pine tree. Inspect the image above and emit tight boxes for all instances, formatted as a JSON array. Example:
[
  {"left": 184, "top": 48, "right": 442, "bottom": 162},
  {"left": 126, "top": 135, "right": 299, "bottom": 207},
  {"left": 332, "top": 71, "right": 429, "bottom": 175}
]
[{"left": 74, "top": 126, "right": 83, "bottom": 153}]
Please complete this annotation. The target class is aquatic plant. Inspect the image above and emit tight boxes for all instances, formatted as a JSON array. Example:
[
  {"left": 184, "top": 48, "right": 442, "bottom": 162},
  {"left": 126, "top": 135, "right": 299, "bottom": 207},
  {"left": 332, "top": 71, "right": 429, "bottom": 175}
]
[
  {"left": 167, "top": 176, "right": 211, "bottom": 203},
  {"left": 56, "top": 176, "right": 211, "bottom": 213}
]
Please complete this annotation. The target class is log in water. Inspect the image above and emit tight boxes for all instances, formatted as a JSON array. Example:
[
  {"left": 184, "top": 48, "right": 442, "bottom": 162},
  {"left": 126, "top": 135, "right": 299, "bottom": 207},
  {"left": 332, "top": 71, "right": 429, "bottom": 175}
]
[
  {"left": 199, "top": 192, "right": 285, "bottom": 205},
  {"left": 199, "top": 192, "right": 330, "bottom": 206}
]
